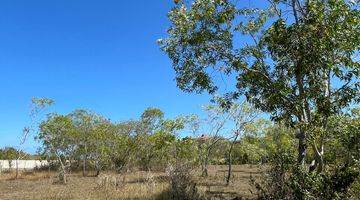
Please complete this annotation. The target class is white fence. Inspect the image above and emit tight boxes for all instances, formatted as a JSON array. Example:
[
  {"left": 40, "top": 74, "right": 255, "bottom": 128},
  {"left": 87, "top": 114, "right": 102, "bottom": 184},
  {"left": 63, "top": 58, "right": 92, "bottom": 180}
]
[{"left": 0, "top": 160, "right": 49, "bottom": 171}]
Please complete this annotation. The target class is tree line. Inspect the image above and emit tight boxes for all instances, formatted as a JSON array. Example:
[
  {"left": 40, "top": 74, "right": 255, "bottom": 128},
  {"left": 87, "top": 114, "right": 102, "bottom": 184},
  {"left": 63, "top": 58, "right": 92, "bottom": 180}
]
[{"left": 2, "top": 99, "right": 358, "bottom": 198}]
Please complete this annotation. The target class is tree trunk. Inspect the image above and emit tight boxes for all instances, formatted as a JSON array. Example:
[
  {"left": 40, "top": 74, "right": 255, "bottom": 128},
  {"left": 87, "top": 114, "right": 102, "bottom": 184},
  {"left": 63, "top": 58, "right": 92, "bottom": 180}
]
[
  {"left": 83, "top": 144, "right": 87, "bottom": 177},
  {"left": 310, "top": 142, "right": 324, "bottom": 173},
  {"left": 226, "top": 151, "right": 232, "bottom": 186},
  {"left": 317, "top": 144, "right": 324, "bottom": 173},
  {"left": 198, "top": 143, "right": 203, "bottom": 170},
  {"left": 15, "top": 159, "right": 19, "bottom": 179},
  {"left": 59, "top": 160, "right": 67, "bottom": 184},
  {"left": 312, "top": 69, "right": 329, "bottom": 173},
  {"left": 296, "top": 128, "right": 307, "bottom": 166},
  {"left": 83, "top": 156, "right": 86, "bottom": 177},
  {"left": 56, "top": 153, "right": 67, "bottom": 184},
  {"left": 226, "top": 134, "right": 239, "bottom": 186},
  {"left": 202, "top": 152, "right": 209, "bottom": 177},
  {"left": 95, "top": 160, "right": 101, "bottom": 177}
]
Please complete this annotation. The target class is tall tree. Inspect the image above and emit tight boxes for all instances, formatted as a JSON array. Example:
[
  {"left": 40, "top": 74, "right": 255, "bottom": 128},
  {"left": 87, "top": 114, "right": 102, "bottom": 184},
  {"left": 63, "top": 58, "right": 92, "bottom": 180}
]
[{"left": 159, "top": 0, "right": 359, "bottom": 171}]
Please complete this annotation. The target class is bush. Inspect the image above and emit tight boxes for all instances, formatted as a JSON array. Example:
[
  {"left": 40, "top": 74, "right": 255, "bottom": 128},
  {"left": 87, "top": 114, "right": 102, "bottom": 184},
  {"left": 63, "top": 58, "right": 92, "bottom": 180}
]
[
  {"left": 252, "top": 156, "right": 359, "bottom": 200},
  {"left": 165, "top": 163, "right": 205, "bottom": 200}
]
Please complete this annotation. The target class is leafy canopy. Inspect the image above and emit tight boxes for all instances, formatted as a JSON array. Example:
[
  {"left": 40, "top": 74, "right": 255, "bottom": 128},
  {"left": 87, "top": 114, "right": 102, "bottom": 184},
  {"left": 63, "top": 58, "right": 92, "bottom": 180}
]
[{"left": 159, "top": 0, "right": 360, "bottom": 124}]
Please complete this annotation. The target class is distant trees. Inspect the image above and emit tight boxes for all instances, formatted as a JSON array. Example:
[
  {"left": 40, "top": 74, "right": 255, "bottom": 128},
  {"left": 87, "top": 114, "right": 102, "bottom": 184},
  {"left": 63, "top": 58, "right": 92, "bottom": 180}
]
[
  {"left": 0, "top": 147, "right": 28, "bottom": 160},
  {"left": 35, "top": 107, "right": 198, "bottom": 182}
]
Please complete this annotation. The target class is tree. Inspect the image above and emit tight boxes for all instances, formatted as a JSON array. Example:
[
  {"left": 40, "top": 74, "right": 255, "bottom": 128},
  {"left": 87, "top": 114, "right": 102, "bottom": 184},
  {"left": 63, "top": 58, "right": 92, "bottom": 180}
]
[
  {"left": 68, "top": 109, "right": 104, "bottom": 176},
  {"left": 0, "top": 147, "right": 23, "bottom": 160},
  {"left": 140, "top": 107, "right": 164, "bottom": 134},
  {"left": 0, "top": 147, "right": 30, "bottom": 171},
  {"left": 159, "top": 0, "right": 359, "bottom": 172},
  {"left": 108, "top": 120, "right": 138, "bottom": 172},
  {"left": 89, "top": 120, "right": 114, "bottom": 176},
  {"left": 197, "top": 104, "right": 229, "bottom": 176},
  {"left": 223, "top": 101, "right": 263, "bottom": 185},
  {"left": 37, "top": 114, "right": 77, "bottom": 184},
  {"left": 135, "top": 108, "right": 166, "bottom": 170},
  {"left": 16, "top": 97, "right": 53, "bottom": 178},
  {"left": 135, "top": 108, "right": 187, "bottom": 170}
]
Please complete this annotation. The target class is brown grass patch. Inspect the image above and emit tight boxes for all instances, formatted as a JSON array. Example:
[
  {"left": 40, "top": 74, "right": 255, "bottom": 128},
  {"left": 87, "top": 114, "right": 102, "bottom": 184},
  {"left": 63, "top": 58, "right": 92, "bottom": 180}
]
[{"left": 0, "top": 165, "right": 264, "bottom": 200}]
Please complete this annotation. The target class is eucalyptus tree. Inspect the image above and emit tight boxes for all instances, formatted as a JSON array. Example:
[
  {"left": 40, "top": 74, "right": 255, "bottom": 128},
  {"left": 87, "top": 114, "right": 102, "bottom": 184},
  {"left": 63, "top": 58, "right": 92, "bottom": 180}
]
[
  {"left": 159, "top": 0, "right": 360, "bottom": 172},
  {"left": 108, "top": 120, "right": 138, "bottom": 172},
  {"left": 90, "top": 120, "right": 115, "bottom": 176},
  {"left": 135, "top": 108, "right": 188, "bottom": 170},
  {"left": 135, "top": 108, "right": 166, "bottom": 170},
  {"left": 140, "top": 107, "right": 164, "bottom": 134},
  {"left": 68, "top": 109, "right": 105, "bottom": 176},
  {"left": 159, "top": 116, "right": 189, "bottom": 165},
  {"left": 37, "top": 114, "right": 77, "bottom": 184}
]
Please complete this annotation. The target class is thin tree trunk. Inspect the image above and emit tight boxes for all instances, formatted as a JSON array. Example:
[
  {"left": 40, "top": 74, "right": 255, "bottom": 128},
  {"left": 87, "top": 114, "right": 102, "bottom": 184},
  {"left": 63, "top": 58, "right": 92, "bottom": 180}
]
[
  {"left": 95, "top": 159, "right": 101, "bottom": 177},
  {"left": 202, "top": 151, "right": 209, "bottom": 177},
  {"left": 15, "top": 159, "right": 19, "bottom": 179},
  {"left": 96, "top": 169, "right": 100, "bottom": 177},
  {"left": 226, "top": 134, "right": 239, "bottom": 186},
  {"left": 83, "top": 144, "right": 87, "bottom": 177},
  {"left": 198, "top": 143, "right": 204, "bottom": 174},
  {"left": 310, "top": 142, "right": 324, "bottom": 173},
  {"left": 317, "top": 144, "right": 324, "bottom": 173},
  {"left": 83, "top": 156, "right": 86, "bottom": 177}
]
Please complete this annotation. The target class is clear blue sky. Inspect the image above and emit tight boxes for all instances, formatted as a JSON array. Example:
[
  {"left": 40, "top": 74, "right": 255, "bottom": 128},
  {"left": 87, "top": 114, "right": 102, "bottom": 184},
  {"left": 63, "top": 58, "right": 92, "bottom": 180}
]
[{"left": 0, "top": 0, "right": 268, "bottom": 153}]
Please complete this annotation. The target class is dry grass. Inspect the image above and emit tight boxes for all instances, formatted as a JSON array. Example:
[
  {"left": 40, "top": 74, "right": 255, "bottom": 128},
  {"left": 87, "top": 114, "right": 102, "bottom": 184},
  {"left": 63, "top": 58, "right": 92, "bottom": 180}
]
[
  {"left": 194, "top": 165, "right": 264, "bottom": 199},
  {"left": 0, "top": 165, "right": 264, "bottom": 200}
]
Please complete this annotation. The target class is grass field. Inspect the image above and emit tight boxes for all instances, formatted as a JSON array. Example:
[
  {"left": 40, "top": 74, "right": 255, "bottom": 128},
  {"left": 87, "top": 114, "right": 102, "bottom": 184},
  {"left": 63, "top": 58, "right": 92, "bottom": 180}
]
[{"left": 0, "top": 165, "right": 264, "bottom": 200}]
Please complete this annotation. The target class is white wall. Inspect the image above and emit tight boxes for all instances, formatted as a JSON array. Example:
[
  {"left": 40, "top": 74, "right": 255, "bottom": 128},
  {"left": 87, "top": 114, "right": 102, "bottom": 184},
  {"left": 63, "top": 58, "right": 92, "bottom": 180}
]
[{"left": 0, "top": 160, "right": 49, "bottom": 170}]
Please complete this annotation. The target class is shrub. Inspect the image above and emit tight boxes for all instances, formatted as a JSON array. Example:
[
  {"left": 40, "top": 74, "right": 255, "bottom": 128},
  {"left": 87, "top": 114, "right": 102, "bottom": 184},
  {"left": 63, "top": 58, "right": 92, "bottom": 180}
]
[
  {"left": 252, "top": 156, "right": 359, "bottom": 200},
  {"left": 166, "top": 163, "right": 205, "bottom": 200}
]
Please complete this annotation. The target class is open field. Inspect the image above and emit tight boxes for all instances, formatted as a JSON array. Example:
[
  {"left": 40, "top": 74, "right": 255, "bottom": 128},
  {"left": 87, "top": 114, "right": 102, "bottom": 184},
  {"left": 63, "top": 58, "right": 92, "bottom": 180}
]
[{"left": 0, "top": 165, "right": 264, "bottom": 200}]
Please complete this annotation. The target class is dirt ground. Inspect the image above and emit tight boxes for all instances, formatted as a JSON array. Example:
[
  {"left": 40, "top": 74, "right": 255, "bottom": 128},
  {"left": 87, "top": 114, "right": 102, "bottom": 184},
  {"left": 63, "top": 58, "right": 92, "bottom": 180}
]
[{"left": 0, "top": 165, "right": 264, "bottom": 200}]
